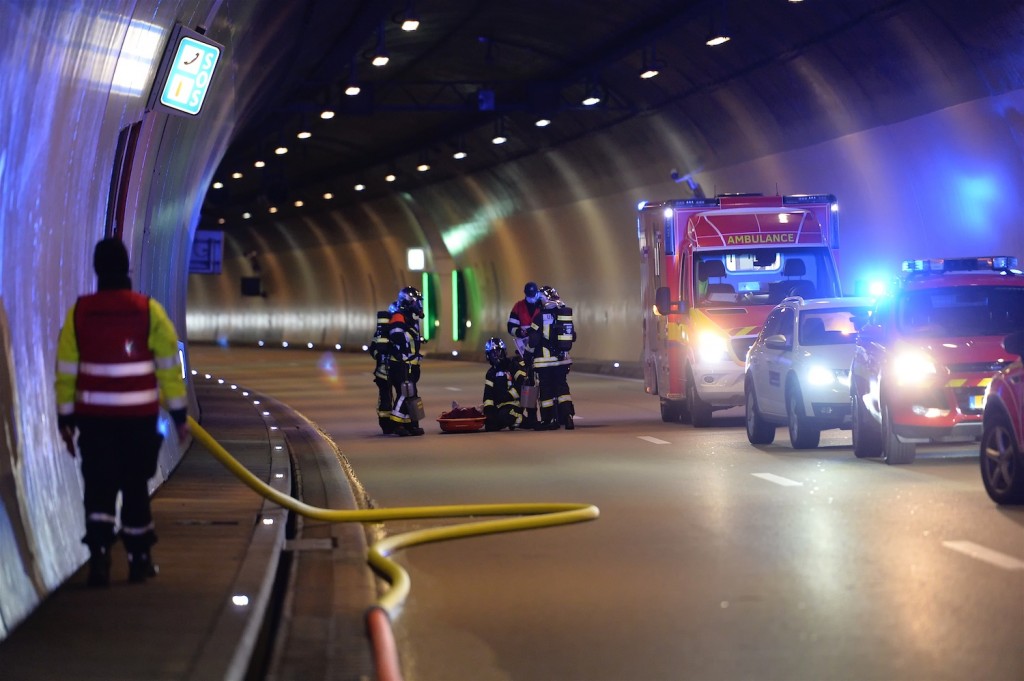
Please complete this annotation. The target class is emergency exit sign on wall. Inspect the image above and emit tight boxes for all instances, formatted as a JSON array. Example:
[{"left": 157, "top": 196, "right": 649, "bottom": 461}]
[{"left": 149, "top": 25, "right": 223, "bottom": 117}]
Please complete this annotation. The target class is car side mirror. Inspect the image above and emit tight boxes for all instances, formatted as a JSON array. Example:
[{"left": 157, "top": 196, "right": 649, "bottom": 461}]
[
  {"left": 1003, "top": 330, "right": 1024, "bottom": 357},
  {"left": 654, "top": 286, "right": 688, "bottom": 315},
  {"left": 765, "top": 334, "right": 790, "bottom": 350}
]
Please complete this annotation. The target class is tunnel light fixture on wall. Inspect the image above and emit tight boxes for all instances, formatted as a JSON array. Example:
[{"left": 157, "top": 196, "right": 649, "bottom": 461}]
[{"left": 408, "top": 248, "right": 425, "bottom": 271}]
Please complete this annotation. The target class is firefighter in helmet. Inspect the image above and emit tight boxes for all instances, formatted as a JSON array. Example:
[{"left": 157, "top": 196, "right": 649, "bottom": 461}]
[
  {"left": 528, "top": 285, "right": 576, "bottom": 430},
  {"left": 482, "top": 337, "right": 527, "bottom": 431},
  {"left": 388, "top": 286, "right": 425, "bottom": 436},
  {"left": 370, "top": 301, "right": 398, "bottom": 434},
  {"left": 507, "top": 281, "right": 542, "bottom": 427}
]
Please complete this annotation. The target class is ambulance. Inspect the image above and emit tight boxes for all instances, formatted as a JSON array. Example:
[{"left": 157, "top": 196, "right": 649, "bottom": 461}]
[{"left": 638, "top": 193, "right": 843, "bottom": 426}]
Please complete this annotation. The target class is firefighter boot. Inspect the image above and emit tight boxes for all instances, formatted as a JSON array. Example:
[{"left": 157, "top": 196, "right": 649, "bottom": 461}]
[
  {"left": 559, "top": 403, "right": 575, "bottom": 430},
  {"left": 87, "top": 546, "right": 111, "bottom": 588},
  {"left": 379, "top": 417, "right": 395, "bottom": 435},
  {"left": 128, "top": 552, "right": 158, "bottom": 583}
]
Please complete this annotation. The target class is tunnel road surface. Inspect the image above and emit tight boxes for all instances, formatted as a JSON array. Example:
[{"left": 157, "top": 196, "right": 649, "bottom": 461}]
[{"left": 190, "top": 345, "right": 1024, "bottom": 681}]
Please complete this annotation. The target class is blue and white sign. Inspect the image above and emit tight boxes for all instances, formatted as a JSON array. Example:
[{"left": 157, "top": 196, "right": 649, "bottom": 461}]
[{"left": 159, "top": 35, "right": 220, "bottom": 116}]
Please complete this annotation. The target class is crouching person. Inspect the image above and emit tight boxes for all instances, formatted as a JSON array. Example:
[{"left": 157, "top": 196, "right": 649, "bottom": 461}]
[{"left": 482, "top": 337, "right": 526, "bottom": 431}]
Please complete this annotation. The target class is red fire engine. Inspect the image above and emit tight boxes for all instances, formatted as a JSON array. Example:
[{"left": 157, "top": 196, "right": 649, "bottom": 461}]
[{"left": 638, "top": 193, "right": 843, "bottom": 426}]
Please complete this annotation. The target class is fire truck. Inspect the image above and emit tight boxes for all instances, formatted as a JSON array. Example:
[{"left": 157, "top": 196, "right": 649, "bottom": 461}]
[{"left": 638, "top": 193, "right": 843, "bottom": 426}]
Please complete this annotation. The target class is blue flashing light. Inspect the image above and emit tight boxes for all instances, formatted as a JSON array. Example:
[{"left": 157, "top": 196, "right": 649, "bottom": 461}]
[
  {"left": 783, "top": 194, "right": 837, "bottom": 205},
  {"left": 674, "top": 197, "right": 720, "bottom": 208},
  {"left": 637, "top": 200, "right": 648, "bottom": 211},
  {"left": 902, "top": 256, "right": 1019, "bottom": 275}
]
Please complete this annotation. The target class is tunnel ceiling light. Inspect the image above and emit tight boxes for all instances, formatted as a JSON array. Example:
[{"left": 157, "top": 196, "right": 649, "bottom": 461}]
[
  {"left": 231, "top": 172, "right": 243, "bottom": 179},
  {"left": 354, "top": 183, "right": 366, "bottom": 191},
  {"left": 535, "top": 118, "right": 551, "bottom": 127},
  {"left": 320, "top": 109, "right": 335, "bottom": 119},
  {"left": 323, "top": 192, "right": 334, "bottom": 199},
  {"left": 345, "top": 83, "right": 361, "bottom": 96},
  {"left": 217, "top": 217, "right": 226, "bottom": 224},
  {"left": 254, "top": 160, "right": 265, "bottom": 168},
  {"left": 581, "top": 79, "right": 602, "bottom": 106},
  {"left": 582, "top": 94, "right": 600, "bottom": 106},
  {"left": 492, "top": 134, "right": 507, "bottom": 144},
  {"left": 372, "top": 53, "right": 390, "bottom": 67},
  {"left": 297, "top": 130, "right": 312, "bottom": 139},
  {"left": 706, "top": 33, "right": 730, "bottom": 46},
  {"left": 453, "top": 150, "right": 467, "bottom": 159},
  {"left": 275, "top": 146, "right": 288, "bottom": 155},
  {"left": 371, "top": 23, "right": 389, "bottom": 67},
  {"left": 212, "top": 181, "right": 224, "bottom": 189},
  {"left": 294, "top": 200, "right": 304, "bottom": 207},
  {"left": 269, "top": 206, "right": 278, "bottom": 214},
  {"left": 242, "top": 212, "right": 252, "bottom": 219},
  {"left": 640, "top": 45, "right": 664, "bottom": 79},
  {"left": 399, "top": 1, "right": 420, "bottom": 32},
  {"left": 417, "top": 162, "right": 430, "bottom": 172},
  {"left": 385, "top": 173, "right": 397, "bottom": 182}
]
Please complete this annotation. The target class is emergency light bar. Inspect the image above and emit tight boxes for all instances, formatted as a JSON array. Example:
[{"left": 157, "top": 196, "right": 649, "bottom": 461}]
[
  {"left": 671, "top": 197, "right": 720, "bottom": 208},
  {"left": 783, "top": 194, "right": 838, "bottom": 205},
  {"left": 901, "top": 256, "right": 1019, "bottom": 274}
]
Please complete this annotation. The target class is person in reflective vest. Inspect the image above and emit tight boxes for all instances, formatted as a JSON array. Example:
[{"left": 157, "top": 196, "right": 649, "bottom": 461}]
[
  {"left": 371, "top": 302, "right": 397, "bottom": 434},
  {"left": 388, "top": 286, "right": 425, "bottom": 436},
  {"left": 528, "top": 285, "right": 576, "bottom": 430},
  {"left": 482, "top": 337, "right": 527, "bottom": 431},
  {"left": 54, "top": 238, "right": 188, "bottom": 587}
]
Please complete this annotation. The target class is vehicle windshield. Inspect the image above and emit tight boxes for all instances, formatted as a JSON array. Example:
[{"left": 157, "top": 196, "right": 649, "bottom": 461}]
[
  {"left": 693, "top": 246, "right": 840, "bottom": 308},
  {"left": 799, "top": 307, "right": 871, "bottom": 346},
  {"left": 897, "top": 286, "right": 1024, "bottom": 337}
]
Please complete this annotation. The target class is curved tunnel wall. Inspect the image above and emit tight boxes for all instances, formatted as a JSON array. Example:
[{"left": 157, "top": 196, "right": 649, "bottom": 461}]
[
  {"left": 2, "top": 0, "right": 1024, "bottom": 642},
  {"left": 0, "top": 0, "right": 316, "bottom": 638}
]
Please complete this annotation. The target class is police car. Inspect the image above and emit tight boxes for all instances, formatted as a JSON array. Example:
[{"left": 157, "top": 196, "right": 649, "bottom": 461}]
[
  {"left": 745, "top": 296, "right": 875, "bottom": 448},
  {"left": 850, "top": 256, "right": 1024, "bottom": 464},
  {"left": 980, "top": 331, "right": 1024, "bottom": 504}
]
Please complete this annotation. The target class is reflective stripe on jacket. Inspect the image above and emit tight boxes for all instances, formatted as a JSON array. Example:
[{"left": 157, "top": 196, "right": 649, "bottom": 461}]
[{"left": 56, "top": 291, "right": 187, "bottom": 418}]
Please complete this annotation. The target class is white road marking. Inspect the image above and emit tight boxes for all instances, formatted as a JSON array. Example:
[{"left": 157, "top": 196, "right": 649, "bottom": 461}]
[
  {"left": 444, "top": 387, "right": 462, "bottom": 391},
  {"left": 942, "top": 541, "right": 1024, "bottom": 571},
  {"left": 638, "top": 436, "right": 670, "bottom": 445},
  {"left": 752, "top": 473, "right": 803, "bottom": 487}
]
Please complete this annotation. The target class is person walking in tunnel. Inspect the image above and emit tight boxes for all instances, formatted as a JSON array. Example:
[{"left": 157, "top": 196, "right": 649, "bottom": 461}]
[
  {"left": 529, "top": 285, "right": 576, "bottom": 430},
  {"left": 370, "top": 301, "right": 397, "bottom": 434},
  {"left": 54, "top": 238, "right": 189, "bottom": 587},
  {"left": 482, "top": 337, "right": 527, "bottom": 431},
  {"left": 507, "top": 281, "right": 542, "bottom": 428},
  {"left": 388, "top": 286, "right": 426, "bottom": 436}
]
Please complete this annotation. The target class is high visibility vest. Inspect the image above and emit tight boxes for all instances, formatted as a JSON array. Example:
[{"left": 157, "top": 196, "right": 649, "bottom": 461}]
[{"left": 56, "top": 290, "right": 186, "bottom": 418}]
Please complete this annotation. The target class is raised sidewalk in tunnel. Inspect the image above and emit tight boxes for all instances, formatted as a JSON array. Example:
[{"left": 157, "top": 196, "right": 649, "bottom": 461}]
[{"left": 0, "top": 380, "right": 377, "bottom": 680}]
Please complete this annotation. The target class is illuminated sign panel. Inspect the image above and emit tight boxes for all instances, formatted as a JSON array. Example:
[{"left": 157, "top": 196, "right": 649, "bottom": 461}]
[{"left": 149, "top": 25, "right": 222, "bottom": 117}]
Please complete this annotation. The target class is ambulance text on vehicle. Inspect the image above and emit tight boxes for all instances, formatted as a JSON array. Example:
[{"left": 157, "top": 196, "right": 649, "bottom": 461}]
[{"left": 638, "top": 193, "right": 843, "bottom": 426}]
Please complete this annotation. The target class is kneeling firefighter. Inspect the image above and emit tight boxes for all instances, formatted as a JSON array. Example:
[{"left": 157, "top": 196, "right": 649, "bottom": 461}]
[
  {"left": 528, "top": 285, "right": 576, "bottom": 430},
  {"left": 482, "top": 337, "right": 527, "bottom": 431},
  {"left": 388, "top": 286, "right": 426, "bottom": 436}
]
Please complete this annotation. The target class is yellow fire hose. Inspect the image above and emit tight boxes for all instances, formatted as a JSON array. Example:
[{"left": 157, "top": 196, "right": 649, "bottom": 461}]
[{"left": 186, "top": 415, "right": 600, "bottom": 617}]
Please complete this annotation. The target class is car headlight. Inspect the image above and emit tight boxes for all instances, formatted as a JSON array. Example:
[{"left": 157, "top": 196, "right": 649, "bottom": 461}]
[
  {"left": 697, "top": 331, "right": 730, "bottom": 363},
  {"left": 807, "top": 364, "right": 836, "bottom": 386},
  {"left": 892, "top": 350, "right": 936, "bottom": 387}
]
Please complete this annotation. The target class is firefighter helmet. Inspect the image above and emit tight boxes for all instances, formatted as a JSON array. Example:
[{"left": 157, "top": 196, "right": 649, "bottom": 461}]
[
  {"left": 396, "top": 286, "right": 423, "bottom": 318},
  {"left": 538, "top": 285, "right": 560, "bottom": 305},
  {"left": 484, "top": 337, "right": 507, "bottom": 366}
]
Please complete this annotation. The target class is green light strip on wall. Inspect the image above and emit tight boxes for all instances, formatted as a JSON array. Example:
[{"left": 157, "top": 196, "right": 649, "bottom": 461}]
[
  {"left": 451, "top": 270, "right": 460, "bottom": 341},
  {"left": 421, "top": 271, "right": 431, "bottom": 341}
]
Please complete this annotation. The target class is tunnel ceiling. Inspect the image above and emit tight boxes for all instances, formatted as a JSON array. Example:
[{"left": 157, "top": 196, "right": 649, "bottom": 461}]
[{"left": 202, "top": 0, "right": 1020, "bottom": 231}]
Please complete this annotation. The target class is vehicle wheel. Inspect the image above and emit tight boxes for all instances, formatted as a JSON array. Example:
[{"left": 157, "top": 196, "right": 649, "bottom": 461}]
[
  {"left": 979, "top": 410, "right": 1024, "bottom": 505},
  {"left": 687, "top": 368, "right": 713, "bottom": 428},
  {"left": 851, "top": 389, "right": 882, "bottom": 459},
  {"left": 786, "top": 381, "right": 820, "bottom": 449},
  {"left": 745, "top": 382, "right": 776, "bottom": 445},
  {"left": 882, "top": 402, "right": 916, "bottom": 464},
  {"left": 660, "top": 398, "right": 682, "bottom": 423}
]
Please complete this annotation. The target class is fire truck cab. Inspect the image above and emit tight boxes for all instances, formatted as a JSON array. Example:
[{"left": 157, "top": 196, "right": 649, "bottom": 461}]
[{"left": 638, "top": 194, "right": 843, "bottom": 426}]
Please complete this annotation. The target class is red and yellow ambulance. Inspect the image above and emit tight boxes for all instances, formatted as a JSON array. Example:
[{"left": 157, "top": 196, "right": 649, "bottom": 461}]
[{"left": 638, "top": 194, "right": 843, "bottom": 426}]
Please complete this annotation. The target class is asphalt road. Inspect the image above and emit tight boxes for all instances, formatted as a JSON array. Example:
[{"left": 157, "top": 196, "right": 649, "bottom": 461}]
[{"left": 190, "top": 345, "right": 1024, "bottom": 681}]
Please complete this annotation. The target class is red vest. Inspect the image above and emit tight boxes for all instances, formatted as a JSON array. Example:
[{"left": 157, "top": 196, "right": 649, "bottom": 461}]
[{"left": 73, "top": 291, "right": 158, "bottom": 417}]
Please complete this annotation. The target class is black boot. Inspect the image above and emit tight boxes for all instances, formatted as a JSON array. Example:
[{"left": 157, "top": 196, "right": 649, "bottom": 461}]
[
  {"left": 87, "top": 547, "right": 111, "bottom": 588},
  {"left": 128, "top": 552, "right": 158, "bottom": 583}
]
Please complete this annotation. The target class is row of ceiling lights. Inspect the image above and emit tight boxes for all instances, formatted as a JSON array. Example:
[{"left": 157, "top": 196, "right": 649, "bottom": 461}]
[{"left": 211, "top": 0, "right": 809, "bottom": 225}]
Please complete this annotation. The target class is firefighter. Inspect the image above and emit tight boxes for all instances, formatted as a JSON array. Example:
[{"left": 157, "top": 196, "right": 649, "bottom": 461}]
[
  {"left": 482, "top": 337, "right": 527, "bottom": 431},
  {"left": 371, "top": 302, "right": 397, "bottom": 434},
  {"left": 55, "top": 238, "right": 189, "bottom": 587},
  {"left": 507, "top": 281, "right": 542, "bottom": 427},
  {"left": 528, "top": 285, "right": 576, "bottom": 430},
  {"left": 388, "top": 286, "right": 425, "bottom": 436}
]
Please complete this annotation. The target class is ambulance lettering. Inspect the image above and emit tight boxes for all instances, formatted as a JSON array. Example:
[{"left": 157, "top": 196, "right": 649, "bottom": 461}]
[{"left": 725, "top": 233, "right": 796, "bottom": 245}]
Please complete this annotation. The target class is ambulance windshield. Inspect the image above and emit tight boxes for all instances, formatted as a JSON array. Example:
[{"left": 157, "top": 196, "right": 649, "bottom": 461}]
[{"left": 693, "top": 246, "right": 840, "bottom": 308}]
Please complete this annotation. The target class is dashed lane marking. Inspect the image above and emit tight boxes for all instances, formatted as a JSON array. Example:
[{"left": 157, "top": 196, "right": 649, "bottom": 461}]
[
  {"left": 444, "top": 387, "right": 462, "bottom": 391},
  {"left": 942, "top": 541, "right": 1024, "bottom": 571},
  {"left": 752, "top": 473, "right": 803, "bottom": 487},
  {"left": 638, "top": 436, "right": 670, "bottom": 445}
]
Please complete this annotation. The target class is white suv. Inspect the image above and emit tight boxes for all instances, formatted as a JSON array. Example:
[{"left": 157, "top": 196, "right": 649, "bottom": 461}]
[{"left": 745, "top": 296, "right": 874, "bottom": 448}]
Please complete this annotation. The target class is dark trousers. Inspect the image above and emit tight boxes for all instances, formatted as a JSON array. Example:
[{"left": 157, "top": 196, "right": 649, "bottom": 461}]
[
  {"left": 375, "top": 376, "right": 394, "bottom": 432},
  {"left": 76, "top": 415, "right": 162, "bottom": 554},
  {"left": 388, "top": 362, "right": 421, "bottom": 426},
  {"left": 536, "top": 364, "right": 574, "bottom": 424}
]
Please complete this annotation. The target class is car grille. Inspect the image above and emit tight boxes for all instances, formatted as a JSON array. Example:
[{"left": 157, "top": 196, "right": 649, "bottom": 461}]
[
  {"left": 732, "top": 337, "right": 756, "bottom": 361},
  {"left": 954, "top": 387, "right": 987, "bottom": 416}
]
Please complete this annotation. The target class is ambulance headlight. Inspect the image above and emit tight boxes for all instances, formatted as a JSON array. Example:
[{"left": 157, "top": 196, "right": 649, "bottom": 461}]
[
  {"left": 892, "top": 351, "right": 936, "bottom": 387},
  {"left": 697, "top": 331, "right": 730, "bottom": 362}
]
